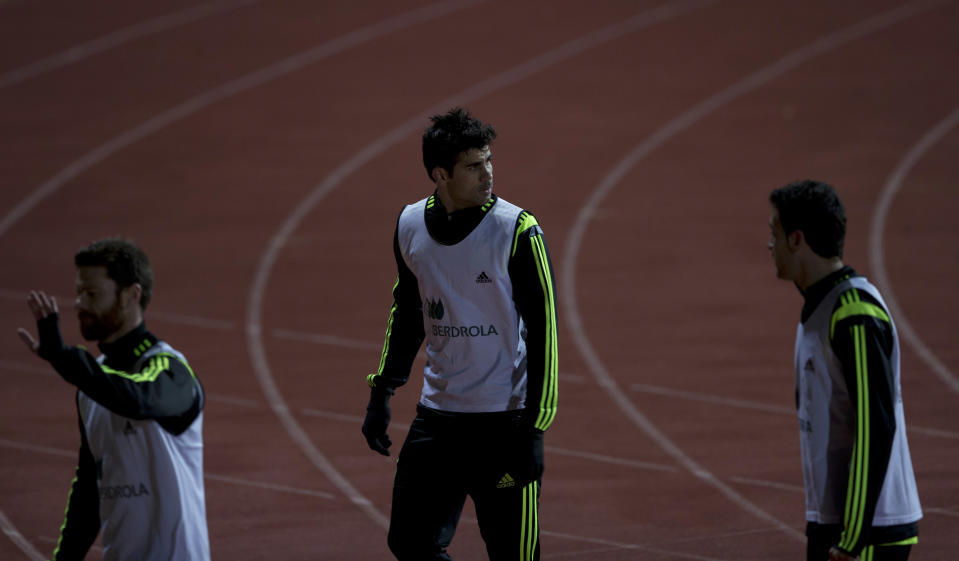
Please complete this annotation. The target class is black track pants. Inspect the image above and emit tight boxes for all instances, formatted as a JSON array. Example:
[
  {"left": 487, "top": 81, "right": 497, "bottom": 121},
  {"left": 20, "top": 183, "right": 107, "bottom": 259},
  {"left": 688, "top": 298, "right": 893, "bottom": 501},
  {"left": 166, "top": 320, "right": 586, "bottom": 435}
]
[{"left": 387, "top": 406, "right": 541, "bottom": 561}]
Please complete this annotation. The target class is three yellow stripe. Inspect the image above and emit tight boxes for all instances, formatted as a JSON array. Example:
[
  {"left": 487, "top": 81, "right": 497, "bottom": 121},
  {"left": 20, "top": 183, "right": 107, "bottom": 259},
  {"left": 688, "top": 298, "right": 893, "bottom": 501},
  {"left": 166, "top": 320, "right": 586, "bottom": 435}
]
[
  {"left": 830, "top": 300, "right": 889, "bottom": 339},
  {"left": 839, "top": 290, "right": 871, "bottom": 551},
  {"left": 512, "top": 212, "right": 539, "bottom": 257},
  {"left": 100, "top": 353, "right": 185, "bottom": 383},
  {"left": 530, "top": 231, "right": 558, "bottom": 431},
  {"left": 520, "top": 481, "right": 539, "bottom": 560}
]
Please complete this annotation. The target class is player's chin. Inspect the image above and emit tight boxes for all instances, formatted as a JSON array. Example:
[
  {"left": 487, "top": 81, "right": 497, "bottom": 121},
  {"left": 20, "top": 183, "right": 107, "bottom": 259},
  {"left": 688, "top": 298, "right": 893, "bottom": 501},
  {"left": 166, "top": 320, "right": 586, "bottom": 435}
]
[{"left": 78, "top": 318, "right": 106, "bottom": 341}]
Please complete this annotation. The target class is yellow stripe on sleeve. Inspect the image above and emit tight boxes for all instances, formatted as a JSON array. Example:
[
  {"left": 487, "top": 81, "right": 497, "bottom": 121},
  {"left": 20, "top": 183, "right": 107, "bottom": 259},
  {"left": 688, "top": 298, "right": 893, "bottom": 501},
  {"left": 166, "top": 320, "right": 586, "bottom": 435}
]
[
  {"left": 512, "top": 212, "right": 540, "bottom": 257},
  {"left": 100, "top": 353, "right": 184, "bottom": 383},
  {"left": 530, "top": 234, "right": 558, "bottom": 431},
  {"left": 370, "top": 277, "right": 401, "bottom": 387},
  {"left": 830, "top": 289, "right": 889, "bottom": 339},
  {"left": 840, "top": 321, "right": 870, "bottom": 551}
]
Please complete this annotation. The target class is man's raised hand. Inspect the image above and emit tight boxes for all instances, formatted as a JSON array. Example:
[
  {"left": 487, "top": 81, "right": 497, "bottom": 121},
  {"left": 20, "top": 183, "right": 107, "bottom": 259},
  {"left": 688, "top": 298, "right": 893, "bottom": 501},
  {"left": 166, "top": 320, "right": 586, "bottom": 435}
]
[{"left": 18, "top": 291, "right": 62, "bottom": 359}]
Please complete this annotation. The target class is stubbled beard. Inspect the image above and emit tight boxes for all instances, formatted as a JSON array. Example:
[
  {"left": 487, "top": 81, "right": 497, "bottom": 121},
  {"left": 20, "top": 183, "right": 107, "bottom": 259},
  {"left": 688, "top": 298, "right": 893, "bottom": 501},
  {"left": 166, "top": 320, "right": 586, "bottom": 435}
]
[{"left": 78, "top": 304, "right": 126, "bottom": 342}]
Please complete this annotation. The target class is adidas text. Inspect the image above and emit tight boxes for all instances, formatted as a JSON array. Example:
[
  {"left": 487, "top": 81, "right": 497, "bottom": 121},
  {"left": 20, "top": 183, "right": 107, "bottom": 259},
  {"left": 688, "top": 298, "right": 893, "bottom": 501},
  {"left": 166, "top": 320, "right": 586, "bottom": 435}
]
[{"left": 496, "top": 473, "right": 516, "bottom": 489}]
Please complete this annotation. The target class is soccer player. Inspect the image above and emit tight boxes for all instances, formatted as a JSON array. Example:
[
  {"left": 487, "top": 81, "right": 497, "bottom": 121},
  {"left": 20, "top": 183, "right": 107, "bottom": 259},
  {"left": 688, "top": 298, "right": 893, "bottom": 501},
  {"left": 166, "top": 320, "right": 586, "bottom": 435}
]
[
  {"left": 18, "top": 238, "right": 210, "bottom": 561},
  {"left": 361, "top": 107, "right": 558, "bottom": 560},
  {"left": 768, "top": 181, "right": 922, "bottom": 561}
]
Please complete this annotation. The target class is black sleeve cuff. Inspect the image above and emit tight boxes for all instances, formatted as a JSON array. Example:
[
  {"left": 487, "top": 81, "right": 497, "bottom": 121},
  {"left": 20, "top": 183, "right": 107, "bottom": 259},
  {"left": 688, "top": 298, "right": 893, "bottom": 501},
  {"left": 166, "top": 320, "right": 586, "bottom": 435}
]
[{"left": 37, "top": 313, "right": 65, "bottom": 361}]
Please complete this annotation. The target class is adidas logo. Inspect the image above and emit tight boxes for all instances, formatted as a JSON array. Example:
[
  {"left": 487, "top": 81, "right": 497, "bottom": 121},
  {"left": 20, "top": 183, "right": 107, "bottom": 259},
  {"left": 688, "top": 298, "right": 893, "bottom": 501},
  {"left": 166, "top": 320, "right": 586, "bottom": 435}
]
[
  {"left": 804, "top": 358, "right": 815, "bottom": 373},
  {"left": 475, "top": 271, "right": 492, "bottom": 284},
  {"left": 496, "top": 473, "right": 516, "bottom": 489},
  {"left": 123, "top": 421, "right": 137, "bottom": 436}
]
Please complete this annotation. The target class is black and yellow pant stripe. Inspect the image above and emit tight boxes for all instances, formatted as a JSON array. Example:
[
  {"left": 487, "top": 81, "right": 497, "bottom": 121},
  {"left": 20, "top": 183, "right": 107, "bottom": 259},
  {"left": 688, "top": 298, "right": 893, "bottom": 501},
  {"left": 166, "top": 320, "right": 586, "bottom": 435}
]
[
  {"left": 519, "top": 481, "right": 540, "bottom": 560},
  {"left": 807, "top": 523, "right": 916, "bottom": 561}
]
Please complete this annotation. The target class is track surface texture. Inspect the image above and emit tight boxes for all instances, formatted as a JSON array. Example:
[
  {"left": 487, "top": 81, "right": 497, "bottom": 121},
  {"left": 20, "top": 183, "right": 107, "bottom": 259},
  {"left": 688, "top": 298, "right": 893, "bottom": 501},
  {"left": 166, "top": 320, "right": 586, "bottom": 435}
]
[{"left": 1, "top": 1, "right": 957, "bottom": 559}]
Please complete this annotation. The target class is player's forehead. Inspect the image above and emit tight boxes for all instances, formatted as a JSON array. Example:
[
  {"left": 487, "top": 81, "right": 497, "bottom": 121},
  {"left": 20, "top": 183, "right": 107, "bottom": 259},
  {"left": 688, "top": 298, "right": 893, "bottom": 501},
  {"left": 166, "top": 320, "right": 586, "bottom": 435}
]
[
  {"left": 76, "top": 266, "right": 115, "bottom": 290},
  {"left": 769, "top": 206, "right": 781, "bottom": 228},
  {"left": 455, "top": 145, "right": 491, "bottom": 165}
]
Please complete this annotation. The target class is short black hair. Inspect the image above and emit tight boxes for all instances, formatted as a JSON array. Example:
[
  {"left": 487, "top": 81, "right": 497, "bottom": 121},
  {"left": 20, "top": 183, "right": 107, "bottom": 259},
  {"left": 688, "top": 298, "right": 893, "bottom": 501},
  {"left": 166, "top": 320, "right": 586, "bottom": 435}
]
[
  {"left": 75, "top": 238, "right": 154, "bottom": 310},
  {"left": 422, "top": 107, "right": 497, "bottom": 181},
  {"left": 769, "top": 180, "right": 846, "bottom": 258}
]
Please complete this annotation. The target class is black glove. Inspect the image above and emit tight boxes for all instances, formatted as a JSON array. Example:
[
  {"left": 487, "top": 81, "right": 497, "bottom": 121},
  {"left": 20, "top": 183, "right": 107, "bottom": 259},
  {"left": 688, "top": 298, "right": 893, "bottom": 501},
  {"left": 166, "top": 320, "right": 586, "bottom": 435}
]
[
  {"left": 36, "top": 313, "right": 66, "bottom": 362},
  {"left": 511, "top": 425, "right": 545, "bottom": 484},
  {"left": 361, "top": 390, "right": 392, "bottom": 456}
]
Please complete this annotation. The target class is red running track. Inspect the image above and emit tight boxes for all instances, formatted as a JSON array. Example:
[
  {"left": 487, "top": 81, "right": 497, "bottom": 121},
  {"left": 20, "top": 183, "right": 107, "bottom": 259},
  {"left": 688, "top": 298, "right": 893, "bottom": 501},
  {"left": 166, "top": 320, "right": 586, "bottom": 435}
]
[{"left": 1, "top": 1, "right": 957, "bottom": 559}]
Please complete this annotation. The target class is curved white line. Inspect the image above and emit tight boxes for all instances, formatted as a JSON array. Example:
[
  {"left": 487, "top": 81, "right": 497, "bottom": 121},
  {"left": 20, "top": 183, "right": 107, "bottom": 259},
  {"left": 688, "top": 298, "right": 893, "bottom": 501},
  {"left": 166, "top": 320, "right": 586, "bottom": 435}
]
[
  {"left": 561, "top": 0, "right": 948, "bottom": 542},
  {"left": 0, "top": 0, "right": 487, "bottom": 241},
  {"left": 869, "top": 104, "right": 959, "bottom": 395},
  {"left": 0, "top": 0, "right": 262, "bottom": 89},
  {"left": 245, "top": 0, "right": 715, "bottom": 528},
  {"left": 0, "top": 510, "right": 45, "bottom": 561}
]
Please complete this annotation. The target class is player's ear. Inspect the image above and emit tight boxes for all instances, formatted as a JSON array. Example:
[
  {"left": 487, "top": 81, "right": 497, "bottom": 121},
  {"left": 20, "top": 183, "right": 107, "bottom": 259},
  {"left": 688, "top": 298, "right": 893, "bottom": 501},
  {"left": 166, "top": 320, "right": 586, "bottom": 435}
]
[
  {"left": 122, "top": 283, "right": 143, "bottom": 309},
  {"left": 431, "top": 167, "right": 448, "bottom": 184},
  {"left": 787, "top": 229, "right": 804, "bottom": 252}
]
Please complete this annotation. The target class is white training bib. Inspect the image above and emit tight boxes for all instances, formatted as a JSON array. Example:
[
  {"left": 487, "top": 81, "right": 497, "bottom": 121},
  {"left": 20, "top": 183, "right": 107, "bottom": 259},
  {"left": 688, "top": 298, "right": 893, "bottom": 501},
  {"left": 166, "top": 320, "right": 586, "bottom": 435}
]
[
  {"left": 80, "top": 342, "right": 210, "bottom": 561},
  {"left": 794, "top": 276, "right": 921, "bottom": 526},
  {"left": 397, "top": 196, "right": 528, "bottom": 412}
]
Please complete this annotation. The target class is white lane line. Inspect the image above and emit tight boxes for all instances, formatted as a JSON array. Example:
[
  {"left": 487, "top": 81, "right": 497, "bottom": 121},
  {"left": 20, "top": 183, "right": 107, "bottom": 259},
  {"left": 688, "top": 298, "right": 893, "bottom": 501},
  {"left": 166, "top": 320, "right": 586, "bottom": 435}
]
[
  {"left": 148, "top": 311, "right": 236, "bottom": 331},
  {"left": 923, "top": 507, "right": 959, "bottom": 518},
  {"left": 0, "top": 510, "right": 45, "bottom": 561},
  {"left": 726, "top": 476, "right": 803, "bottom": 494},
  {"left": 0, "top": 438, "right": 75, "bottom": 458},
  {"left": 909, "top": 426, "right": 959, "bottom": 440},
  {"left": 205, "top": 473, "right": 334, "bottom": 500},
  {"left": 869, "top": 103, "right": 959, "bottom": 395},
  {"left": 300, "top": 408, "right": 369, "bottom": 425},
  {"left": 663, "top": 526, "right": 805, "bottom": 549},
  {"left": 33, "top": 535, "right": 100, "bottom": 553},
  {"left": 205, "top": 393, "right": 261, "bottom": 408},
  {"left": 0, "top": 288, "right": 235, "bottom": 330},
  {"left": 0, "top": 0, "right": 263, "bottom": 89},
  {"left": 271, "top": 328, "right": 382, "bottom": 352},
  {"left": 245, "top": 0, "right": 715, "bottom": 530},
  {"left": 538, "top": 528, "right": 727, "bottom": 561},
  {"left": 547, "top": 446, "right": 675, "bottom": 473},
  {"left": 0, "top": 437, "right": 334, "bottom": 499},
  {"left": 631, "top": 383, "right": 794, "bottom": 415},
  {"left": 632, "top": 382, "right": 959, "bottom": 439},
  {"left": 561, "top": 0, "right": 949, "bottom": 543},
  {"left": 455, "top": 513, "right": 729, "bottom": 560},
  {"left": 0, "top": 0, "right": 488, "bottom": 241},
  {"left": 544, "top": 545, "right": 639, "bottom": 559}
]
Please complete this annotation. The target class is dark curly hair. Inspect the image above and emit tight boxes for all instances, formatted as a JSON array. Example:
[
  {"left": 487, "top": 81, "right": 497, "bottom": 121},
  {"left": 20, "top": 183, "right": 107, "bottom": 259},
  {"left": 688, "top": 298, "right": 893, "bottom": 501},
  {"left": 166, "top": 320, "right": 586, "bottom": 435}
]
[
  {"left": 422, "top": 107, "right": 497, "bottom": 181},
  {"left": 769, "top": 180, "right": 846, "bottom": 259},
  {"left": 75, "top": 238, "right": 154, "bottom": 310}
]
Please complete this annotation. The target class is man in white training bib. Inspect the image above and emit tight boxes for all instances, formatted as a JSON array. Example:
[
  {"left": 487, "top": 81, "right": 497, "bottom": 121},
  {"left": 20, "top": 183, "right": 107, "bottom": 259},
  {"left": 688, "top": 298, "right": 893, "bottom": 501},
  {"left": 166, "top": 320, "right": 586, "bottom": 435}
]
[
  {"left": 768, "top": 181, "right": 921, "bottom": 561},
  {"left": 362, "top": 107, "right": 558, "bottom": 561},
  {"left": 18, "top": 238, "right": 210, "bottom": 561}
]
